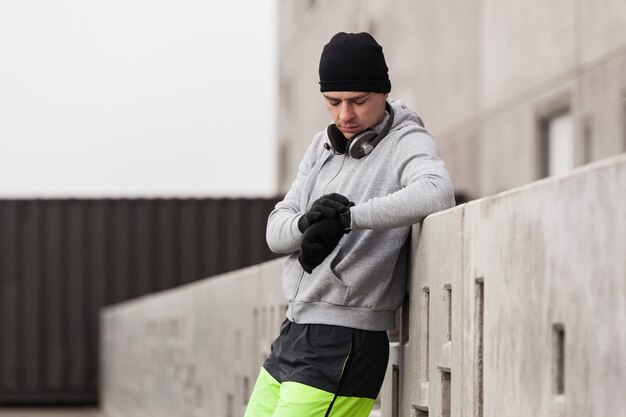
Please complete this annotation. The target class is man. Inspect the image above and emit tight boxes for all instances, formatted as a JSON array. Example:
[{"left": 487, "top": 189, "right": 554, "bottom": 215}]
[{"left": 245, "top": 32, "right": 455, "bottom": 417}]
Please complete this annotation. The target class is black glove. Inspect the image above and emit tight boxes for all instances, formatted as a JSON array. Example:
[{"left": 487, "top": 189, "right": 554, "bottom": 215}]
[
  {"left": 298, "top": 217, "right": 345, "bottom": 273},
  {"left": 298, "top": 193, "right": 351, "bottom": 233}
]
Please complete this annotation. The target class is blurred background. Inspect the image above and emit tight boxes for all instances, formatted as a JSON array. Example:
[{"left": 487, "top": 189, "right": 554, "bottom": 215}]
[
  {"left": 1, "top": 0, "right": 625, "bottom": 415},
  {"left": 0, "top": 0, "right": 278, "bottom": 198},
  {"left": 0, "top": 0, "right": 280, "bottom": 411}
]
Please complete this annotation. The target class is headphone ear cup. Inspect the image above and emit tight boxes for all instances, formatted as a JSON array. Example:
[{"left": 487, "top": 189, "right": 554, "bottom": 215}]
[
  {"left": 347, "top": 130, "right": 377, "bottom": 159},
  {"left": 327, "top": 124, "right": 347, "bottom": 154}
]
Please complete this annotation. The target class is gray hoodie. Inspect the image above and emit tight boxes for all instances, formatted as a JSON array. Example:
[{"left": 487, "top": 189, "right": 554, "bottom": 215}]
[{"left": 267, "top": 100, "right": 455, "bottom": 331}]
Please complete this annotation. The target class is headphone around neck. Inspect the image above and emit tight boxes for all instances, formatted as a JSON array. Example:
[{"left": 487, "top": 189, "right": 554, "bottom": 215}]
[{"left": 324, "top": 101, "right": 395, "bottom": 159}]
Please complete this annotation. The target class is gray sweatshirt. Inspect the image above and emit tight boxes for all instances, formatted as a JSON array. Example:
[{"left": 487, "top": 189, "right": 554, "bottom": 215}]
[{"left": 267, "top": 99, "right": 455, "bottom": 331}]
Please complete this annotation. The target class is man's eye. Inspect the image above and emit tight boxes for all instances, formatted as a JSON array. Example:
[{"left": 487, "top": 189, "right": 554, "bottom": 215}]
[
  {"left": 330, "top": 101, "right": 340, "bottom": 106},
  {"left": 354, "top": 101, "right": 365, "bottom": 105}
]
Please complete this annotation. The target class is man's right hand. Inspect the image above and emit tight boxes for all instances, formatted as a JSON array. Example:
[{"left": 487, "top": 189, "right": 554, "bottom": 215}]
[
  {"left": 297, "top": 193, "right": 351, "bottom": 233},
  {"left": 298, "top": 217, "right": 345, "bottom": 273}
]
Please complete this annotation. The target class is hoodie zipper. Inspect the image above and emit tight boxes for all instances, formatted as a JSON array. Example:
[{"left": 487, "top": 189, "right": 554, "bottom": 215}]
[
  {"left": 292, "top": 153, "right": 346, "bottom": 321},
  {"left": 322, "top": 153, "right": 348, "bottom": 194}
]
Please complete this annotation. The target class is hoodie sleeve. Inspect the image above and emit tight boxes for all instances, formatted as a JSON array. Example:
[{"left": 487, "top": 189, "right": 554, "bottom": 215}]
[
  {"left": 350, "top": 129, "right": 455, "bottom": 231},
  {"left": 266, "top": 137, "right": 322, "bottom": 254}
]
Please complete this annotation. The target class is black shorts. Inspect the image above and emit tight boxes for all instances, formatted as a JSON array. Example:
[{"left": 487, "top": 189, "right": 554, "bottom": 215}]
[{"left": 245, "top": 319, "right": 389, "bottom": 416}]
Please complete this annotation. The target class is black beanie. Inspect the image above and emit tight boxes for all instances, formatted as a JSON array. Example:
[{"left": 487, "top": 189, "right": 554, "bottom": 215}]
[{"left": 319, "top": 32, "right": 391, "bottom": 93}]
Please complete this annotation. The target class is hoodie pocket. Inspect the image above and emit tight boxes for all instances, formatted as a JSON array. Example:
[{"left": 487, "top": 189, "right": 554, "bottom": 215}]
[
  {"left": 331, "top": 241, "right": 395, "bottom": 308},
  {"left": 296, "top": 245, "right": 349, "bottom": 306}
]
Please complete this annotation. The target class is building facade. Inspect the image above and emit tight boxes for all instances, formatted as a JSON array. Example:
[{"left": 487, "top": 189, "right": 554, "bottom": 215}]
[{"left": 276, "top": 0, "right": 626, "bottom": 200}]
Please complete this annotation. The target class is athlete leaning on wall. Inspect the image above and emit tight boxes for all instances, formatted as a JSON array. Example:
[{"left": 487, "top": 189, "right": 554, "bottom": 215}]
[{"left": 245, "top": 32, "right": 455, "bottom": 417}]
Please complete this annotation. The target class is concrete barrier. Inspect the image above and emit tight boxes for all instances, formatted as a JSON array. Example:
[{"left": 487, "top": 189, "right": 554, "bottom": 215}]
[
  {"left": 101, "top": 154, "right": 625, "bottom": 417},
  {"left": 101, "top": 261, "right": 287, "bottom": 417}
]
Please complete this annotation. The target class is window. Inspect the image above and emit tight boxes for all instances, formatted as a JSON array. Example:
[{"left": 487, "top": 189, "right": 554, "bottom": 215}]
[{"left": 540, "top": 110, "right": 574, "bottom": 177}]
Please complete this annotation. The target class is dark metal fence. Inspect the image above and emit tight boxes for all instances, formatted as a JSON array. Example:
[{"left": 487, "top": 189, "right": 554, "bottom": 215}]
[{"left": 0, "top": 197, "right": 281, "bottom": 405}]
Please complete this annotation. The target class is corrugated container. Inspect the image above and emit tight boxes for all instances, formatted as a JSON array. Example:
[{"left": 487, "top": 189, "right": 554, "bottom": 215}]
[{"left": 0, "top": 198, "right": 281, "bottom": 405}]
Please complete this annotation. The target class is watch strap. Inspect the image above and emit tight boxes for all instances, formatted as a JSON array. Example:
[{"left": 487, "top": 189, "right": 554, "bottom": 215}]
[{"left": 339, "top": 209, "right": 351, "bottom": 234}]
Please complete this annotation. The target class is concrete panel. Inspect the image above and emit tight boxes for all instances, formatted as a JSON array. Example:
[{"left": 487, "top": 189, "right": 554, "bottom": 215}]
[
  {"left": 399, "top": 206, "right": 466, "bottom": 417},
  {"left": 481, "top": 0, "right": 577, "bottom": 109},
  {"left": 101, "top": 259, "right": 285, "bottom": 417},
  {"left": 579, "top": 53, "right": 626, "bottom": 160},
  {"left": 379, "top": 343, "right": 399, "bottom": 417},
  {"left": 376, "top": 0, "right": 482, "bottom": 133},
  {"left": 101, "top": 280, "right": 194, "bottom": 417},
  {"left": 478, "top": 102, "right": 540, "bottom": 196},
  {"left": 375, "top": 154, "right": 625, "bottom": 416},
  {"left": 464, "top": 154, "right": 626, "bottom": 417},
  {"left": 439, "top": 131, "right": 483, "bottom": 201},
  {"left": 438, "top": 130, "right": 483, "bottom": 201},
  {"left": 579, "top": 0, "right": 626, "bottom": 64}
]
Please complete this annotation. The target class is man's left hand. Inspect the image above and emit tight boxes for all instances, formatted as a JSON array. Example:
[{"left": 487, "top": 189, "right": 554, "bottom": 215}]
[{"left": 298, "top": 193, "right": 351, "bottom": 233}]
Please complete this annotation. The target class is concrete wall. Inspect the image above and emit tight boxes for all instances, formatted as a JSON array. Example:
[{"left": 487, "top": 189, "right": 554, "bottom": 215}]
[
  {"left": 100, "top": 262, "right": 287, "bottom": 417},
  {"left": 276, "top": 0, "right": 626, "bottom": 199},
  {"left": 388, "top": 153, "right": 626, "bottom": 417},
  {"left": 100, "top": 153, "right": 625, "bottom": 417}
]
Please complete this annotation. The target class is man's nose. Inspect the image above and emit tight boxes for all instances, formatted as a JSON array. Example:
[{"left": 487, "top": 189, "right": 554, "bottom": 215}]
[{"left": 339, "top": 103, "right": 354, "bottom": 122}]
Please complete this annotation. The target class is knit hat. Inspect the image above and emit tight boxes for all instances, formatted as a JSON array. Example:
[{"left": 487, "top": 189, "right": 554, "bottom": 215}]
[{"left": 319, "top": 32, "right": 391, "bottom": 93}]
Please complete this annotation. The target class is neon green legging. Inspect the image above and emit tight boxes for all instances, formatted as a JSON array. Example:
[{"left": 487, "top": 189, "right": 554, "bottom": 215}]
[{"left": 244, "top": 367, "right": 376, "bottom": 417}]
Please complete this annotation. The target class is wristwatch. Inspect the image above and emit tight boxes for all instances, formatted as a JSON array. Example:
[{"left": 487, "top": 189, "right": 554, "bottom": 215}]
[{"left": 339, "top": 209, "right": 352, "bottom": 234}]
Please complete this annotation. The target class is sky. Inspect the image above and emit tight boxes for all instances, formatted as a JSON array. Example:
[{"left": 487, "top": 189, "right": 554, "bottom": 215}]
[{"left": 0, "top": 0, "right": 278, "bottom": 198}]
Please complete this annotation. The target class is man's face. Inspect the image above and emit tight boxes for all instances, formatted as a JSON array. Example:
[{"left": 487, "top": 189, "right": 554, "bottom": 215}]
[{"left": 322, "top": 92, "right": 389, "bottom": 140}]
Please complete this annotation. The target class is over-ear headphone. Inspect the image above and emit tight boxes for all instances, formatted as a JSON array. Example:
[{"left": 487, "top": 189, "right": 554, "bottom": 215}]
[{"left": 324, "top": 101, "right": 395, "bottom": 159}]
